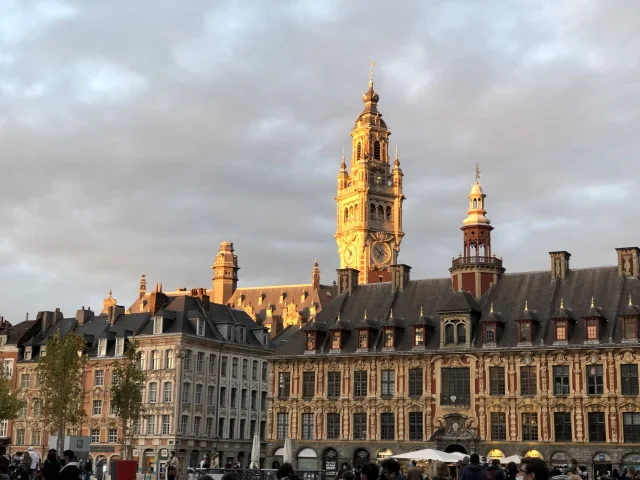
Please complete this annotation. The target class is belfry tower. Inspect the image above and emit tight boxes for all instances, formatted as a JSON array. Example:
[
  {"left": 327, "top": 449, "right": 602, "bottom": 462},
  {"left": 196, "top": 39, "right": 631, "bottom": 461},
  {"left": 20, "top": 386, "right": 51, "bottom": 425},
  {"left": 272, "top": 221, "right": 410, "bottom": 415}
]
[
  {"left": 335, "top": 65, "right": 405, "bottom": 284},
  {"left": 450, "top": 166, "right": 505, "bottom": 298}
]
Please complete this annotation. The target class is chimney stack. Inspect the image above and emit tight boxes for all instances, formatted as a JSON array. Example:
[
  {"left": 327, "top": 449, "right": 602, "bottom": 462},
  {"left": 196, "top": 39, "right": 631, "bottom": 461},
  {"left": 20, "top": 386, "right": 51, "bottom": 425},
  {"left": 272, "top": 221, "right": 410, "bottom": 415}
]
[
  {"left": 148, "top": 290, "right": 168, "bottom": 314},
  {"left": 616, "top": 247, "right": 640, "bottom": 278},
  {"left": 550, "top": 251, "right": 571, "bottom": 280},
  {"left": 107, "top": 305, "right": 125, "bottom": 325},
  {"left": 76, "top": 307, "right": 94, "bottom": 326},
  {"left": 391, "top": 264, "right": 411, "bottom": 291},
  {"left": 336, "top": 268, "right": 359, "bottom": 296}
]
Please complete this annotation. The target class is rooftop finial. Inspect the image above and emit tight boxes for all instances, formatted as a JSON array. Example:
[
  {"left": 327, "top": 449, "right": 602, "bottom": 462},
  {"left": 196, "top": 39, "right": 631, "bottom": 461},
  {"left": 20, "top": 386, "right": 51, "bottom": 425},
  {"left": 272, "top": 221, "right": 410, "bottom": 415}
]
[
  {"left": 490, "top": 302, "right": 494, "bottom": 313},
  {"left": 369, "top": 58, "right": 376, "bottom": 86},
  {"left": 394, "top": 142, "right": 400, "bottom": 167},
  {"left": 389, "top": 308, "right": 393, "bottom": 319},
  {"left": 560, "top": 297, "right": 564, "bottom": 309},
  {"left": 364, "top": 309, "right": 367, "bottom": 320},
  {"left": 630, "top": 294, "right": 633, "bottom": 306},
  {"left": 340, "top": 145, "right": 346, "bottom": 170},
  {"left": 524, "top": 300, "right": 528, "bottom": 311},
  {"left": 590, "top": 296, "right": 594, "bottom": 308},
  {"left": 420, "top": 305, "right": 424, "bottom": 316},
  {"left": 475, "top": 162, "right": 481, "bottom": 183}
]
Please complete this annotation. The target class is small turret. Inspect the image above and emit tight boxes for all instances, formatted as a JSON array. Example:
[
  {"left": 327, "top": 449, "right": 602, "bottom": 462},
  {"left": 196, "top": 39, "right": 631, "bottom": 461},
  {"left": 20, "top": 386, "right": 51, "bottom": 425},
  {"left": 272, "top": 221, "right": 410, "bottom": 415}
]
[
  {"left": 139, "top": 273, "right": 147, "bottom": 300},
  {"left": 212, "top": 241, "right": 240, "bottom": 305},
  {"left": 312, "top": 259, "right": 321, "bottom": 290}
]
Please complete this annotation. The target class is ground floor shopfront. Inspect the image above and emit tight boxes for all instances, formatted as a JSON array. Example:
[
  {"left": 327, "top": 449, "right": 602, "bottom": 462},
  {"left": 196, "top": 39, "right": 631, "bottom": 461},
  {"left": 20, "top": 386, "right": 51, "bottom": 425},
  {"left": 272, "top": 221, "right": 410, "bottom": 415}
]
[{"left": 266, "top": 441, "right": 640, "bottom": 476}]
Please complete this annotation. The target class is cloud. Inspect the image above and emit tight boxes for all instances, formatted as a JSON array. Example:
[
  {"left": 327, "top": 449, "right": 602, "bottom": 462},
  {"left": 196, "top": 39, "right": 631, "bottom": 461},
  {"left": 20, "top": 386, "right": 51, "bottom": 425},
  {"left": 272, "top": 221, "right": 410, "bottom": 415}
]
[{"left": 0, "top": 0, "right": 639, "bottom": 320}]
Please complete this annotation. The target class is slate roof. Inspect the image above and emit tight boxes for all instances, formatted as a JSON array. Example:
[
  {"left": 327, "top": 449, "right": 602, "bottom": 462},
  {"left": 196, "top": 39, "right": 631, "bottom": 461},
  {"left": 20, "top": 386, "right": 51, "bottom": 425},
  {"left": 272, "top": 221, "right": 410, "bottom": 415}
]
[
  {"left": 272, "top": 266, "right": 640, "bottom": 356},
  {"left": 0, "top": 320, "right": 38, "bottom": 345}
]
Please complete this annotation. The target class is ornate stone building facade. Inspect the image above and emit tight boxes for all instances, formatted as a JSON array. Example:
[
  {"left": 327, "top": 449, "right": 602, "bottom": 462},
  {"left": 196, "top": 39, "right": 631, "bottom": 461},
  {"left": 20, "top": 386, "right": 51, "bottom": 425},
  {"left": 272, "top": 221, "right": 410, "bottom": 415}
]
[{"left": 267, "top": 78, "right": 640, "bottom": 475}]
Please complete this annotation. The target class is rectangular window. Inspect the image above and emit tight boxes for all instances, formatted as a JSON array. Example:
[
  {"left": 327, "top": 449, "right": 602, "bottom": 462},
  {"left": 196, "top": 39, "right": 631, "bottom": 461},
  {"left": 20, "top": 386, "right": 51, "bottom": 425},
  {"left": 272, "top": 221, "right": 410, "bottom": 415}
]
[
  {"left": 520, "top": 366, "right": 537, "bottom": 396},
  {"left": 358, "top": 330, "right": 368, "bottom": 350},
  {"left": 587, "top": 365, "right": 604, "bottom": 395},
  {"left": 229, "top": 418, "right": 236, "bottom": 439},
  {"left": 278, "top": 373, "right": 291, "bottom": 399},
  {"left": 231, "top": 388, "right": 237, "bottom": 407},
  {"left": 414, "top": 326, "right": 425, "bottom": 347},
  {"left": 91, "top": 428, "right": 100, "bottom": 443},
  {"left": 327, "top": 413, "right": 340, "bottom": 440},
  {"left": 354, "top": 370, "right": 367, "bottom": 398},
  {"left": 193, "top": 416, "right": 201, "bottom": 436},
  {"left": 182, "top": 383, "right": 190, "bottom": 403},
  {"left": 242, "top": 359, "right": 248, "bottom": 379},
  {"left": 0, "top": 420, "right": 8, "bottom": 437},
  {"left": 261, "top": 391, "right": 267, "bottom": 410},
  {"left": 109, "top": 428, "right": 118, "bottom": 443},
  {"left": 183, "top": 351, "right": 191, "bottom": 371},
  {"left": 408, "top": 412, "right": 423, "bottom": 441},
  {"left": 95, "top": 370, "right": 104, "bottom": 386},
  {"left": 241, "top": 389, "right": 247, "bottom": 409},
  {"left": 408, "top": 368, "right": 423, "bottom": 397},
  {"left": 196, "top": 352, "right": 204, "bottom": 373},
  {"left": 586, "top": 319, "right": 598, "bottom": 340},
  {"left": 218, "top": 418, "right": 225, "bottom": 438},
  {"left": 623, "top": 317, "right": 637, "bottom": 340},
  {"left": 522, "top": 413, "right": 538, "bottom": 441},
  {"left": 232, "top": 358, "right": 238, "bottom": 377},
  {"left": 588, "top": 412, "right": 606, "bottom": 442},
  {"left": 623, "top": 412, "right": 640, "bottom": 443},
  {"left": 301, "top": 413, "right": 314, "bottom": 440},
  {"left": 381, "top": 370, "right": 395, "bottom": 397},
  {"left": 2, "top": 360, "right": 13, "bottom": 378},
  {"left": 148, "top": 383, "right": 158, "bottom": 403},
  {"left": 441, "top": 368, "right": 471, "bottom": 405},
  {"left": 32, "top": 430, "right": 41, "bottom": 446},
  {"left": 251, "top": 390, "right": 257, "bottom": 410},
  {"left": 553, "top": 365, "right": 570, "bottom": 395},
  {"left": 485, "top": 324, "right": 496, "bottom": 343},
  {"left": 115, "top": 338, "right": 124, "bottom": 356},
  {"left": 383, "top": 329, "right": 394, "bottom": 348},
  {"left": 153, "top": 317, "right": 162, "bottom": 334},
  {"left": 197, "top": 318, "right": 205, "bottom": 336},
  {"left": 146, "top": 415, "right": 156, "bottom": 435},
  {"left": 555, "top": 320, "right": 567, "bottom": 341},
  {"left": 331, "top": 331, "right": 340, "bottom": 350},
  {"left": 16, "top": 429, "right": 24, "bottom": 445},
  {"left": 206, "top": 418, "right": 214, "bottom": 437},
  {"left": 262, "top": 362, "right": 268, "bottom": 382},
  {"left": 260, "top": 420, "right": 266, "bottom": 440},
  {"left": 162, "top": 415, "right": 171, "bottom": 435},
  {"left": 165, "top": 349, "right": 174, "bottom": 369},
  {"left": 491, "top": 412, "right": 506, "bottom": 440},
  {"left": 353, "top": 413, "right": 367, "bottom": 440},
  {"left": 195, "top": 384, "right": 203, "bottom": 404},
  {"left": 208, "top": 386, "right": 215, "bottom": 406},
  {"left": 277, "top": 413, "right": 289, "bottom": 440},
  {"left": 239, "top": 419, "right": 246, "bottom": 440},
  {"left": 489, "top": 367, "right": 505, "bottom": 396},
  {"left": 621, "top": 364, "right": 639, "bottom": 396},
  {"left": 180, "top": 415, "right": 188, "bottom": 435},
  {"left": 328, "top": 371, "right": 341, "bottom": 398},
  {"left": 98, "top": 339, "right": 107, "bottom": 357},
  {"left": 208, "top": 355, "right": 216, "bottom": 375},
  {"left": 252, "top": 360, "right": 258, "bottom": 380},
  {"left": 554, "top": 412, "right": 572, "bottom": 442},
  {"left": 380, "top": 413, "right": 395, "bottom": 441},
  {"left": 220, "top": 387, "right": 226, "bottom": 405},
  {"left": 250, "top": 420, "right": 256, "bottom": 438},
  {"left": 519, "top": 321, "right": 531, "bottom": 343},
  {"left": 221, "top": 357, "right": 228, "bottom": 377},
  {"left": 302, "top": 372, "right": 315, "bottom": 399},
  {"left": 151, "top": 350, "right": 159, "bottom": 370},
  {"left": 93, "top": 400, "right": 102, "bottom": 416},
  {"left": 21, "top": 374, "right": 30, "bottom": 388},
  {"left": 163, "top": 382, "right": 172, "bottom": 403}
]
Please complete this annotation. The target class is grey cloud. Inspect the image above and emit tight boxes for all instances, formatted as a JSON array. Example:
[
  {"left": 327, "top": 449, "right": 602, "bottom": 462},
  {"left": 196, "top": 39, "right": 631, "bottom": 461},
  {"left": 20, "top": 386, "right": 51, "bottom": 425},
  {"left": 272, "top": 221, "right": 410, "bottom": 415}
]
[{"left": 1, "top": 0, "right": 639, "bottom": 320}]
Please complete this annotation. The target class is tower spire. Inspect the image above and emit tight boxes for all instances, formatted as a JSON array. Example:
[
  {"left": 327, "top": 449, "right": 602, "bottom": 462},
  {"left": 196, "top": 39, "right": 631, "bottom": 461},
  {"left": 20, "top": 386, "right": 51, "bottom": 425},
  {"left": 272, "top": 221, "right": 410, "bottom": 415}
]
[
  {"left": 369, "top": 58, "right": 376, "bottom": 86},
  {"left": 312, "top": 258, "right": 321, "bottom": 290}
]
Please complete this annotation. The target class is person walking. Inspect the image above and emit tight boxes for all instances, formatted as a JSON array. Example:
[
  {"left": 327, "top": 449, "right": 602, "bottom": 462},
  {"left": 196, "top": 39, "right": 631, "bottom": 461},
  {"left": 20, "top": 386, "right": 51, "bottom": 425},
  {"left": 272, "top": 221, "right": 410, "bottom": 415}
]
[
  {"left": 41, "top": 450, "right": 60, "bottom": 480},
  {"left": 459, "top": 455, "right": 487, "bottom": 480},
  {"left": 407, "top": 461, "right": 424, "bottom": 480},
  {"left": 58, "top": 451, "right": 79, "bottom": 480},
  {"left": 26, "top": 448, "right": 39, "bottom": 480},
  {"left": 167, "top": 452, "right": 179, "bottom": 480},
  {"left": 486, "top": 460, "right": 506, "bottom": 480}
]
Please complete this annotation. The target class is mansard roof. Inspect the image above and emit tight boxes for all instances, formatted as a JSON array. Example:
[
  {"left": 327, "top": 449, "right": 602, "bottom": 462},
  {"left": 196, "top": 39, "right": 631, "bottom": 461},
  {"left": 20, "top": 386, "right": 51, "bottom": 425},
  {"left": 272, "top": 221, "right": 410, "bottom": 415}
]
[{"left": 272, "top": 266, "right": 640, "bottom": 356}]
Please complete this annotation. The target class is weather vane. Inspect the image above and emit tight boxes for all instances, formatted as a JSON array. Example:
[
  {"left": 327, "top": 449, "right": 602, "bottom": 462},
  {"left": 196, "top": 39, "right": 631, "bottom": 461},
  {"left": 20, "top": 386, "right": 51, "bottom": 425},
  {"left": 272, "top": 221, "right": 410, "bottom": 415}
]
[
  {"left": 475, "top": 162, "right": 481, "bottom": 182},
  {"left": 369, "top": 58, "right": 376, "bottom": 84}
]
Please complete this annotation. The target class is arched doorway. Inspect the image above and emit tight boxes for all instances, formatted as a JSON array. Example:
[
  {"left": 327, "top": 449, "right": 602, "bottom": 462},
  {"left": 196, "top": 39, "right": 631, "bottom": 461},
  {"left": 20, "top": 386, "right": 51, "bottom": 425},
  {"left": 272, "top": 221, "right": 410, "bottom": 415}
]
[
  {"left": 322, "top": 448, "right": 339, "bottom": 475},
  {"left": 297, "top": 448, "right": 317, "bottom": 471},
  {"left": 353, "top": 448, "right": 370, "bottom": 467},
  {"left": 445, "top": 445, "right": 468, "bottom": 454},
  {"left": 237, "top": 452, "right": 245, "bottom": 468}
]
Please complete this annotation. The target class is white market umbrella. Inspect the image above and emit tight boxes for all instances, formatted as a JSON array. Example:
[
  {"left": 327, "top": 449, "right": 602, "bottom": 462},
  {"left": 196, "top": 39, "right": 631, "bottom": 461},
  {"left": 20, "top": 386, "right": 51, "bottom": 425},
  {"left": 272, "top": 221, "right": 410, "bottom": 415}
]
[
  {"left": 283, "top": 437, "right": 293, "bottom": 464},
  {"left": 450, "top": 453, "right": 469, "bottom": 461},
  {"left": 250, "top": 433, "right": 261, "bottom": 469},
  {"left": 391, "top": 449, "right": 460, "bottom": 462},
  {"left": 502, "top": 455, "right": 522, "bottom": 464}
]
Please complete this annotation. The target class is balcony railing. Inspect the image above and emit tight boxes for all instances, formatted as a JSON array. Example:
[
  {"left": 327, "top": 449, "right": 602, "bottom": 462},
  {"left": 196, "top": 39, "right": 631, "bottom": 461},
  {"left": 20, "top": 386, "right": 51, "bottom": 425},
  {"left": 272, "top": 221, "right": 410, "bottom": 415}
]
[
  {"left": 440, "top": 393, "right": 471, "bottom": 406},
  {"left": 451, "top": 255, "right": 503, "bottom": 267}
]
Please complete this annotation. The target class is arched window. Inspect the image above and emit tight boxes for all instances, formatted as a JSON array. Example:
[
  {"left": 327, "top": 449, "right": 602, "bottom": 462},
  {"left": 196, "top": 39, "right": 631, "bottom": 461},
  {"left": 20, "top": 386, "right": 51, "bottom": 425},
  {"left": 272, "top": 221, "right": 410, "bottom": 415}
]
[
  {"left": 445, "top": 324, "right": 454, "bottom": 344},
  {"left": 385, "top": 206, "right": 391, "bottom": 221},
  {"left": 473, "top": 199, "right": 477, "bottom": 208},
  {"left": 457, "top": 323, "right": 466, "bottom": 343},
  {"left": 370, "top": 203, "right": 376, "bottom": 218},
  {"left": 377, "top": 205, "right": 384, "bottom": 219},
  {"left": 349, "top": 206, "right": 354, "bottom": 222},
  {"left": 148, "top": 382, "right": 158, "bottom": 403},
  {"left": 354, "top": 204, "right": 359, "bottom": 221},
  {"left": 344, "top": 208, "right": 349, "bottom": 224},
  {"left": 374, "top": 141, "right": 381, "bottom": 160},
  {"left": 357, "top": 143, "right": 362, "bottom": 160}
]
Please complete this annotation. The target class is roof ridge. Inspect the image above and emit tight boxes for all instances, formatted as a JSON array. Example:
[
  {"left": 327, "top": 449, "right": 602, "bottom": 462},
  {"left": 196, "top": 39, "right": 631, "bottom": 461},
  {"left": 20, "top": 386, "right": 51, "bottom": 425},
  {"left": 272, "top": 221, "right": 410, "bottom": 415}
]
[{"left": 235, "top": 284, "right": 313, "bottom": 291}]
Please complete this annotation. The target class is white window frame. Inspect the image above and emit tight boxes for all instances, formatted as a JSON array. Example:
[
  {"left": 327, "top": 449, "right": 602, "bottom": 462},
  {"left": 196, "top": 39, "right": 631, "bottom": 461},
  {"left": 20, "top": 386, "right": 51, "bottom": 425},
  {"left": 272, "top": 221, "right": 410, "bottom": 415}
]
[
  {"left": 108, "top": 428, "right": 118, "bottom": 443},
  {"left": 197, "top": 318, "right": 205, "bottom": 337},
  {"left": 98, "top": 339, "right": 107, "bottom": 357},
  {"left": 93, "top": 399, "right": 102, "bottom": 416},
  {"left": 153, "top": 317, "right": 163, "bottom": 334},
  {"left": 3, "top": 360, "right": 13, "bottom": 378},
  {"left": 40, "top": 346, "right": 47, "bottom": 357},
  {"left": 91, "top": 428, "right": 100, "bottom": 443},
  {"left": 0, "top": 420, "right": 7, "bottom": 437},
  {"left": 148, "top": 382, "right": 158, "bottom": 403},
  {"left": 165, "top": 349, "right": 174, "bottom": 369},
  {"left": 180, "top": 415, "right": 188, "bottom": 434},
  {"left": 163, "top": 382, "right": 172, "bottom": 403},
  {"left": 162, "top": 415, "right": 171, "bottom": 435},
  {"left": 193, "top": 416, "right": 201, "bottom": 436},
  {"left": 146, "top": 415, "right": 156, "bottom": 435},
  {"left": 150, "top": 350, "right": 159, "bottom": 370},
  {"left": 24, "top": 347, "right": 32, "bottom": 361},
  {"left": 115, "top": 337, "right": 124, "bottom": 356},
  {"left": 95, "top": 370, "right": 104, "bottom": 386},
  {"left": 21, "top": 374, "right": 30, "bottom": 388}
]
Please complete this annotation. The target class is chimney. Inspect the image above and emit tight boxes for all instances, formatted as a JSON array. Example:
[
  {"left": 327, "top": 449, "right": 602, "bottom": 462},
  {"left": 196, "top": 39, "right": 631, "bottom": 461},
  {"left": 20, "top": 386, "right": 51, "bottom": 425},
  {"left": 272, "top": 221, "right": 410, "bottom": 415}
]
[
  {"left": 76, "top": 307, "right": 94, "bottom": 326},
  {"left": 107, "top": 305, "right": 125, "bottom": 325},
  {"left": 616, "top": 247, "right": 640, "bottom": 278},
  {"left": 336, "top": 268, "right": 359, "bottom": 296},
  {"left": 194, "top": 288, "right": 210, "bottom": 310},
  {"left": 391, "top": 264, "right": 411, "bottom": 291},
  {"left": 550, "top": 251, "right": 571, "bottom": 280},
  {"left": 148, "top": 290, "right": 167, "bottom": 314}
]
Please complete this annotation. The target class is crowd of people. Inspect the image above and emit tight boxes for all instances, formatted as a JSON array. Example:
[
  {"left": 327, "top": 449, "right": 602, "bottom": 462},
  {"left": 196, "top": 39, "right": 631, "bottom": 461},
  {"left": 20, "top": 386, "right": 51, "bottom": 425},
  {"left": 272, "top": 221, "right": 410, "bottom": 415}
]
[{"left": 0, "top": 448, "right": 82, "bottom": 480}]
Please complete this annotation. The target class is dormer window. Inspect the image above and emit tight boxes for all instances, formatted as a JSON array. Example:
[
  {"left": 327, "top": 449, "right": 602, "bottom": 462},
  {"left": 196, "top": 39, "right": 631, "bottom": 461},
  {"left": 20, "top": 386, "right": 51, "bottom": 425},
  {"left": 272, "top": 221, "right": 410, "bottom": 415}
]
[
  {"left": 115, "top": 337, "right": 124, "bottom": 356},
  {"left": 306, "top": 332, "right": 316, "bottom": 351},
  {"left": 98, "top": 339, "right": 107, "bottom": 357},
  {"left": 258, "top": 294, "right": 264, "bottom": 305},
  {"left": 262, "top": 332, "right": 268, "bottom": 345},
  {"left": 40, "top": 346, "right": 47, "bottom": 357},
  {"left": 555, "top": 320, "right": 567, "bottom": 341},
  {"left": 383, "top": 328, "right": 394, "bottom": 349},
  {"left": 457, "top": 324, "right": 466, "bottom": 343},
  {"left": 623, "top": 317, "right": 637, "bottom": 340},
  {"left": 586, "top": 318, "right": 598, "bottom": 341},
  {"left": 25, "top": 347, "right": 32, "bottom": 361},
  {"left": 196, "top": 318, "right": 205, "bottom": 337},
  {"left": 331, "top": 331, "right": 341, "bottom": 350},
  {"left": 358, "top": 330, "right": 368, "bottom": 350},
  {"left": 238, "top": 326, "right": 245, "bottom": 342},
  {"left": 0, "top": 336, "right": 6, "bottom": 346},
  {"left": 485, "top": 324, "right": 496, "bottom": 344},
  {"left": 153, "top": 316, "right": 163, "bottom": 334},
  {"left": 519, "top": 322, "right": 531, "bottom": 343},
  {"left": 414, "top": 326, "right": 425, "bottom": 347}
]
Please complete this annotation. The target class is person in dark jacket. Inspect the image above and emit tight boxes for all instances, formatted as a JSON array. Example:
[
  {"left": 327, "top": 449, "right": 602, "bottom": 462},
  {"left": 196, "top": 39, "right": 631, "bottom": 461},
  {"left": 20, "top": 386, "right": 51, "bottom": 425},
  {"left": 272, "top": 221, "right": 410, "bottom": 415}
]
[
  {"left": 41, "top": 450, "right": 60, "bottom": 480},
  {"left": 58, "top": 451, "right": 79, "bottom": 480},
  {"left": 486, "top": 460, "right": 505, "bottom": 480},
  {"left": 459, "top": 455, "right": 487, "bottom": 480}
]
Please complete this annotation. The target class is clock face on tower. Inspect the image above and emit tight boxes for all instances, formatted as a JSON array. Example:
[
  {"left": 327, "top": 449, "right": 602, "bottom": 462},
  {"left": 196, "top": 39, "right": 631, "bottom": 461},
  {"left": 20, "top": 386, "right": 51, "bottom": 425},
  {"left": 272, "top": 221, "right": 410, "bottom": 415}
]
[
  {"left": 372, "top": 241, "right": 392, "bottom": 265},
  {"left": 344, "top": 244, "right": 356, "bottom": 266}
]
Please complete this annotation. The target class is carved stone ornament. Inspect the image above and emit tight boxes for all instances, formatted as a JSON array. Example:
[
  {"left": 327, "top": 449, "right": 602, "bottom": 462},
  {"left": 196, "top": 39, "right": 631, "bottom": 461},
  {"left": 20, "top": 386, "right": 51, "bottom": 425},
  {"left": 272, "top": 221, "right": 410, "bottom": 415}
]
[{"left": 522, "top": 353, "right": 533, "bottom": 366}]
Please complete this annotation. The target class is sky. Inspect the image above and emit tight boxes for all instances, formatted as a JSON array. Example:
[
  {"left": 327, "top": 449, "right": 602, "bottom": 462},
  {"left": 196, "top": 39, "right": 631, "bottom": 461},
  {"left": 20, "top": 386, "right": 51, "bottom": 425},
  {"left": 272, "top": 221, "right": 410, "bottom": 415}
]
[{"left": 1, "top": 0, "right": 640, "bottom": 322}]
